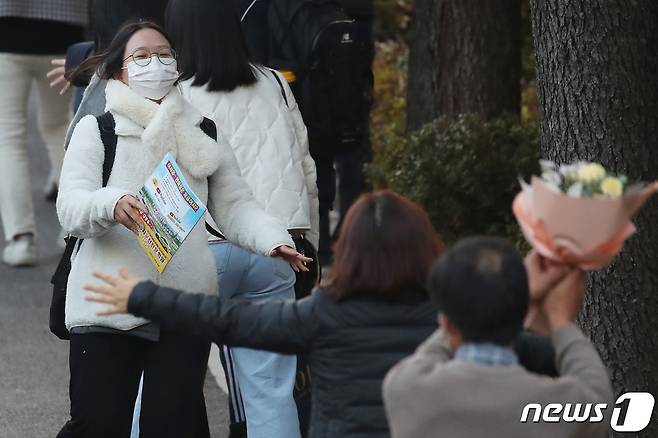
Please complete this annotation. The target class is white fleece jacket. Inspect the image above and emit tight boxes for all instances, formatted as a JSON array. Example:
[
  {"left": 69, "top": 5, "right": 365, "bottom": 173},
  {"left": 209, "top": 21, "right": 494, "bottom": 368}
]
[
  {"left": 57, "top": 79, "right": 293, "bottom": 330},
  {"left": 181, "top": 67, "right": 320, "bottom": 249}
]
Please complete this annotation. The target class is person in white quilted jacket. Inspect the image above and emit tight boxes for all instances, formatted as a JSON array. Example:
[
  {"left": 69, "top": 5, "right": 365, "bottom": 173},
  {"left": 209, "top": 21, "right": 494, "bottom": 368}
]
[
  {"left": 166, "top": 1, "right": 319, "bottom": 437},
  {"left": 56, "top": 21, "right": 310, "bottom": 438}
]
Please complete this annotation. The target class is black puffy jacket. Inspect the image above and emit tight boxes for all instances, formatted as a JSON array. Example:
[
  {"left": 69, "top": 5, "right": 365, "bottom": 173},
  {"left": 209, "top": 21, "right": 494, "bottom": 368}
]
[{"left": 128, "top": 282, "right": 555, "bottom": 438}]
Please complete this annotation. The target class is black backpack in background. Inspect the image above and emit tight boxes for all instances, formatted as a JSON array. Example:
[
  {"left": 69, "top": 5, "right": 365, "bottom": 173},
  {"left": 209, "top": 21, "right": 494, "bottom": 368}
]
[{"left": 267, "top": 0, "right": 372, "bottom": 160}]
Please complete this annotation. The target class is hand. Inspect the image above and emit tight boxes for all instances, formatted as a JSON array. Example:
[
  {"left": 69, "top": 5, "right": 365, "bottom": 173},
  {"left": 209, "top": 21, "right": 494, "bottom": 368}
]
[
  {"left": 271, "top": 245, "right": 313, "bottom": 272},
  {"left": 542, "top": 269, "right": 586, "bottom": 332},
  {"left": 523, "top": 250, "right": 571, "bottom": 336},
  {"left": 524, "top": 302, "right": 552, "bottom": 336},
  {"left": 524, "top": 250, "right": 570, "bottom": 301},
  {"left": 46, "top": 58, "right": 71, "bottom": 95},
  {"left": 84, "top": 268, "right": 140, "bottom": 316},
  {"left": 114, "top": 195, "right": 147, "bottom": 233}
]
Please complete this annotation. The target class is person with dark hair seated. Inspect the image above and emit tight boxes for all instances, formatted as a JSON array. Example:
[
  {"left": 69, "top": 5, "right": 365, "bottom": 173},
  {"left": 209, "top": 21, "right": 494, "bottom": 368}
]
[
  {"left": 383, "top": 236, "right": 614, "bottom": 438},
  {"left": 85, "top": 191, "right": 560, "bottom": 438}
]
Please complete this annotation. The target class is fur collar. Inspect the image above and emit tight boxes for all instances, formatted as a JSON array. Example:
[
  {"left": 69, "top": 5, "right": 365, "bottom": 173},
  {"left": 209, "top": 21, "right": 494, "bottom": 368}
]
[{"left": 104, "top": 79, "right": 220, "bottom": 179}]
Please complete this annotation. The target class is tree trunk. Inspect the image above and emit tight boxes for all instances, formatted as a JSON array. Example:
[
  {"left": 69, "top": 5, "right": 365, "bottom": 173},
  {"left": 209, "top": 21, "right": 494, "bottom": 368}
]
[
  {"left": 531, "top": 0, "right": 658, "bottom": 435},
  {"left": 406, "top": 0, "right": 521, "bottom": 131}
]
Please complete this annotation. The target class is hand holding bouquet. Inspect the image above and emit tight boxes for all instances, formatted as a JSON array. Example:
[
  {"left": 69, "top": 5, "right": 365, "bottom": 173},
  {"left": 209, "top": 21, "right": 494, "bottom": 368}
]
[{"left": 513, "top": 160, "right": 658, "bottom": 270}]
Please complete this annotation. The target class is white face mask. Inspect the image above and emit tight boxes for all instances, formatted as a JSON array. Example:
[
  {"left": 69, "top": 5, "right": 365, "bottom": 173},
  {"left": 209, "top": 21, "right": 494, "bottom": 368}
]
[{"left": 126, "top": 57, "right": 179, "bottom": 100}]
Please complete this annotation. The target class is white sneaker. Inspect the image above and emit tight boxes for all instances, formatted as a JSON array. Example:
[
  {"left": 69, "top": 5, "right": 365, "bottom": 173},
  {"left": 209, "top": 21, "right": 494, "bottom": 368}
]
[{"left": 2, "top": 234, "right": 37, "bottom": 267}]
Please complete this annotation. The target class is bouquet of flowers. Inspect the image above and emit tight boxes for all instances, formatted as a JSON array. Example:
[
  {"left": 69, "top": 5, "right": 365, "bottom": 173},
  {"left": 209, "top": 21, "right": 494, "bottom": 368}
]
[{"left": 513, "top": 160, "right": 658, "bottom": 269}]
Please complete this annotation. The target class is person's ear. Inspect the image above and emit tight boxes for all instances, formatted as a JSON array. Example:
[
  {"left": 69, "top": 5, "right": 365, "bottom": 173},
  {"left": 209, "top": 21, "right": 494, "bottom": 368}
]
[
  {"left": 439, "top": 314, "right": 463, "bottom": 351},
  {"left": 440, "top": 314, "right": 457, "bottom": 335}
]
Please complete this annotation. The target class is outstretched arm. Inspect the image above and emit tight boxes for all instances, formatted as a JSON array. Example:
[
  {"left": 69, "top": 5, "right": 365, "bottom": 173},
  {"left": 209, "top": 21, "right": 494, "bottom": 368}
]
[{"left": 85, "top": 270, "right": 319, "bottom": 354}]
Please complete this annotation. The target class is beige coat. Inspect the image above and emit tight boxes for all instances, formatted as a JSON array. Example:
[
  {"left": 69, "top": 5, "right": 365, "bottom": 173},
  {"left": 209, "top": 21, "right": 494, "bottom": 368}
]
[{"left": 383, "top": 324, "right": 614, "bottom": 438}]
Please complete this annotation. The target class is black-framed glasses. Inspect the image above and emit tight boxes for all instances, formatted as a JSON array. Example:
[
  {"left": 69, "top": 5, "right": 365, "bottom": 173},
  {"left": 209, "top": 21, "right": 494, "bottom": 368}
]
[{"left": 123, "top": 47, "right": 177, "bottom": 67}]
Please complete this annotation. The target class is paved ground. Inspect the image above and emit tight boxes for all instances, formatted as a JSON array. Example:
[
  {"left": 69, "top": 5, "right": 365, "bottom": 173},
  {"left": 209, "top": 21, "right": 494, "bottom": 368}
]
[{"left": 0, "top": 88, "right": 229, "bottom": 437}]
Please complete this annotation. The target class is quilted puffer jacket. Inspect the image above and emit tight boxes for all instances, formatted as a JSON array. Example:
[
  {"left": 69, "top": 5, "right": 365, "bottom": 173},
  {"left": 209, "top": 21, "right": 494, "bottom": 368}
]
[{"left": 181, "top": 67, "right": 320, "bottom": 249}]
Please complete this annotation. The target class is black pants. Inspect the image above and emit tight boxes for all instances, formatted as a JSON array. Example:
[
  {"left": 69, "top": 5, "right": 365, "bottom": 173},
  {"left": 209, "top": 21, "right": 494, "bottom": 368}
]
[
  {"left": 57, "top": 331, "right": 211, "bottom": 438},
  {"left": 316, "top": 19, "right": 375, "bottom": 263}
]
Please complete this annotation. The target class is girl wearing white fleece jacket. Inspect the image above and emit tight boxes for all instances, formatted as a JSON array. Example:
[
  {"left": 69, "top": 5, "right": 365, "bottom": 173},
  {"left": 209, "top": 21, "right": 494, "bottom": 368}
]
[{"left": 55, "top": 21, "right": 308, "bottom": 438}]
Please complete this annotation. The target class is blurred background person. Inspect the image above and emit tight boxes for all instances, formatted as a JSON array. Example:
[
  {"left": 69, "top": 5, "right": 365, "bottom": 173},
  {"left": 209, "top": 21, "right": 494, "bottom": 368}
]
[
  {"left": 330, "top": 0, "right": 375, "bottom": 259},
  {"left": 232, "top": 0, "right": 270, "bottom": 66},
  {"left": 235, "top": 0, "right": 374, "bottom": 266},
  {"left": 0, "top": 0, "right": 87, "bottom": 266}
]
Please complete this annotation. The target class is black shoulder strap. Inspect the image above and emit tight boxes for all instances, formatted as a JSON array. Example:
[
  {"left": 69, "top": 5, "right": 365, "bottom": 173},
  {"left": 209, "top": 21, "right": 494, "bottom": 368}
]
[
  {"left": 199, "top": 117, "right": 218, "bottom": 141},
  {"left": 96, "top": 112, "right": 117, "bottom": 188},
  {"left": 198, "top": 116, "right": 225, "bottom": 239},
  {"left": 269, "top": 69, "right": 289, "bottom": 107},
  {"left": 58, "top": 112, "right": 116, "bottom": 268},
  {"left": 205, "top": 222, "right": 225, "bottom": 240}
]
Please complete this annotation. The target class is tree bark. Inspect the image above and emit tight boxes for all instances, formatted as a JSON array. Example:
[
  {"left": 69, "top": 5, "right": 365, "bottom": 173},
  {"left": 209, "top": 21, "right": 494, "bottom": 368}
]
[
  {"left": 531, "top": 0, "right": 658, "bottom": 435},
  {"left": 406, "top": 0, "right": 521, "bottom": 131}
]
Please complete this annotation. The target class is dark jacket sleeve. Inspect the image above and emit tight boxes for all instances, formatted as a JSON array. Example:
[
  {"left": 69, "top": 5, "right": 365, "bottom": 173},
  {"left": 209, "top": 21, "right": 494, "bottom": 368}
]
[
  {"left": 65, "top": 41, "right": 95, "bottom": 87},
  {"left": 128, "top": 281, "right": 321, "bottom": 354},
  {"left": 515, "top": 332, "right": 558, "bottom": 377}
]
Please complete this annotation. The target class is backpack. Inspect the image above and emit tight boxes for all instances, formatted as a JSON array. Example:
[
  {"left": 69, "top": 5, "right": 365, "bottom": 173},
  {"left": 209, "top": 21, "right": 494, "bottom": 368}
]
[
  {"left": 49, "top": 112, "right": 217, "bottom": 340},
  {"left": 266, "top": 0, "right": 372, "bottom": 160}
]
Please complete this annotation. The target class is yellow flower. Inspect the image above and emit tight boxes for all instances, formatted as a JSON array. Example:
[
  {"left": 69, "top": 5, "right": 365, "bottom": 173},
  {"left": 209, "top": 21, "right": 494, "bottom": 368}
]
[
  {"left": 600, "top": 177, "right": 624, "bottom": 198},
  {"left": 578, "top": 163, "right": 606, "bottom": 183}
]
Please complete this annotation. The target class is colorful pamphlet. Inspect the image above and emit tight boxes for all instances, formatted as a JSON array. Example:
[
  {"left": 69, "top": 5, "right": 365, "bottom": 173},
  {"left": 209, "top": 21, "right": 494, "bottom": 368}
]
[{"left": 136, "top": 153, "right": 206, "bottom": 273}]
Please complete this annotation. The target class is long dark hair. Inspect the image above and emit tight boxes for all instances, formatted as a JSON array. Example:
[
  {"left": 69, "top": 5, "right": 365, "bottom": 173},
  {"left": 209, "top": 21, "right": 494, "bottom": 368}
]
[
  {"left": 68, "top": 20, "right": 173, "bottom": 82},
  {"left": 324, "top": 190, "right": 444, "bottom": 303},
  {"left": 165, "top": 0, "right": 257, "bottom": 92},
  {"left": 89, "top": 0, "right": 168, "bottom": 52}
]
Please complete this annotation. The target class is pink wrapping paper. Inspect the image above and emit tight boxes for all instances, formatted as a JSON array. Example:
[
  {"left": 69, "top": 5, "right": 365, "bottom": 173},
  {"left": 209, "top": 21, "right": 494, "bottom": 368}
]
[{"left": 513, "top": 176, "right": 658, "bottom": 270}]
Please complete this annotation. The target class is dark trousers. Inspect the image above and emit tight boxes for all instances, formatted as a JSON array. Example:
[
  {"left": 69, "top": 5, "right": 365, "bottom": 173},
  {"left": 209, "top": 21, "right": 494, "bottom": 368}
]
[
  {"left": 57, "top": 331, "right": 211, "bottom": 438},
  {"left": 316, "top": 19, "right": 375, "bottom": 263}
]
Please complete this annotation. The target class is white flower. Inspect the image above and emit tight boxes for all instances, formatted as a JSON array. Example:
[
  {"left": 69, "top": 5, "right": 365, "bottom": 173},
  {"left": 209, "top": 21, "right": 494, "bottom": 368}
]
[
  {"left": 541, "top": 171, "right": 562, "bottom": 187},
  {"left": 559, "top": 163, "right": 580, "bottom": 181},
  {"left": 567, "top": 182, "right": 584, "bottom": 197}
]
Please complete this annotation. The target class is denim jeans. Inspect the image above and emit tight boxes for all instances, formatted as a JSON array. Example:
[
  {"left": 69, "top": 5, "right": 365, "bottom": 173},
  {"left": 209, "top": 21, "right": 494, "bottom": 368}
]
[{"left": 212, "top": 241, "right": 300, "bottom": 438}]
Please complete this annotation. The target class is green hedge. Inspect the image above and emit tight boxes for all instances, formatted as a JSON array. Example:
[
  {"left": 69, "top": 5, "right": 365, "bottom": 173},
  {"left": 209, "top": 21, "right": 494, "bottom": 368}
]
[
  {"left": 369, "top": 114, "right": 540, "bottom": 244},
  {"left": 373, "top": 0, "right": 412, "bottom": 40}
]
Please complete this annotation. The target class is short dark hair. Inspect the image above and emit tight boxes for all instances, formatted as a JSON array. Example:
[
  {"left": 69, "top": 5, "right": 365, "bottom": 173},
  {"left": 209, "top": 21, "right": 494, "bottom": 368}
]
[
  {"left": 428, "top": 236, "right": 529, "bottom": 345},
  {"left": 69, "top": 20, "right": 172, "bottom": 82},
  {"left": 165, "top": 0, "right": 257, "bottom": 92},
  {"left": 324, "top": 190, "right": 444, "bottom": 303}
]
